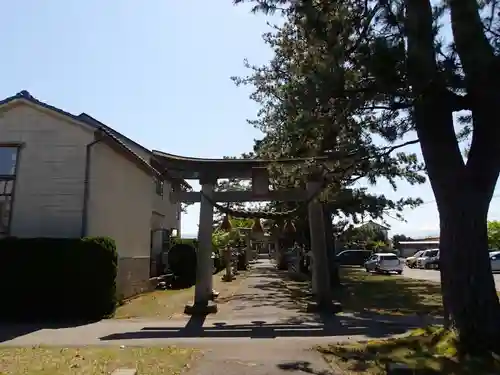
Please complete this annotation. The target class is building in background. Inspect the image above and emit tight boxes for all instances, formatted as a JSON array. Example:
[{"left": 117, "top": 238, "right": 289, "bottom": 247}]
[{"left": 398, "top": 237, "right": 440, "bottom": 258}]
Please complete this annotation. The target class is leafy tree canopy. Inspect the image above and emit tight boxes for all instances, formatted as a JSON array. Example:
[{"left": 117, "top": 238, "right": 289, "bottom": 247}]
[
  {"left": 488, "top": 221, "right": 500, "bottom": 250},
  {"left": 340, "top": 225, "right": 389, "bottom": 249},
  {"left": 230, "top": 2, "right": 426, "bottom": 229}
]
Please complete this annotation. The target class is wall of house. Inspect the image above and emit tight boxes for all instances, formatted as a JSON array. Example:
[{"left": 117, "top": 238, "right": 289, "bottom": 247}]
[
  {"left": 86, "top": 141, "right": 153, "bottom": 298},
  {"left": 0, "top": 104, "right": 94, "bottom": 237},
  {"left": 112, "top": 139, "right": 181, "bottom": 234},
  {"left": 157, "top": 181, "right": 181, "bottom": 231}
]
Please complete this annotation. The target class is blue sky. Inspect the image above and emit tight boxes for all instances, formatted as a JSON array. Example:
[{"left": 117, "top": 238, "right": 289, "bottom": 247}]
[{"left": 0, "top": 1, "right": 498, "bottom": 239}]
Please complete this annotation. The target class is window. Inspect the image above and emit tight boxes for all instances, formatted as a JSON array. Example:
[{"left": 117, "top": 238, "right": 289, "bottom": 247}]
[
  {"left": 0, "top": 147, "right": 19, "bottom": 235},
  {"left": 381, "top": 255, "right": 399, "bottom": 261},
  {"left": 0, "top": 147, "right": 17, "bottom": 176},
  {"left": 154, "top": 178, "right": 164, "bottom": 197}
]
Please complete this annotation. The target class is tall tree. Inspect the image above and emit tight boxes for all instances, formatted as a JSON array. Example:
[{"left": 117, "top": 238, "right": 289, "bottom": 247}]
[
  {"left": 488, "top": 221, "right": 500, "bottom": 250},
  {"left": 213, "top": 177, "right": 247, "bottom": 228},
  {"left": 235, "top": 0, "right": 500, "bottom": 353}
]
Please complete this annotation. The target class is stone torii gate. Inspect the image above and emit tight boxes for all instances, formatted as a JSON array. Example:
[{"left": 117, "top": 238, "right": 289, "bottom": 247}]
[{"left": 152, "top": 150, "right": 334, "bottom": 315}]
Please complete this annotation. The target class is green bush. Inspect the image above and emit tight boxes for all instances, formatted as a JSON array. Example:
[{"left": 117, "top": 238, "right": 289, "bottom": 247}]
[
  {"left": 168, "top": 243, "right": 197, "bottom": 286},
  {"left": 0, "top": 237, "right": 117, "bottom": 322},
  {"left": 172, "top": 237, "right": 198, "bottom": 248},
  {"left": 168, "top": 238, "right": 225, "bottom": 278}
]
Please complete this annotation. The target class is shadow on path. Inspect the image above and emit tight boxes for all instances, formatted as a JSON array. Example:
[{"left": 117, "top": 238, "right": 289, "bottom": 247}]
[
  {"left": 216, "top": 260, "right": 313, "bottom": 317},
  {"left": 100, "top": 313, "right": 421, "bottom": 341}
]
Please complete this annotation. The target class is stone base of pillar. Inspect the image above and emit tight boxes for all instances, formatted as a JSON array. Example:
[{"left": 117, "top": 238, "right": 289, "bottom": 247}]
[
  {"left": 210, "top": 289, "right": 220, "bottom": 300},
  {"left": 222, "top": 274, "right": 235, "bottom": 282},
  {"left": 184, "top": 301, "right": 218, "bottom": 315},
  {"left": 306, "top": 300, "right": 342, "bottom": 314}
]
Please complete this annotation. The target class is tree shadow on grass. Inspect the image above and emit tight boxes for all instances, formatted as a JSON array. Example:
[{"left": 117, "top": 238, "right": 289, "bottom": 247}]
[
  {"left": 218, "top": 264, "right": 444, "bottom": 323},
  {"left": 339, "top": 268, "right": 444, "bottom": 317},
  {"left": 277, "top": 361, "right": 334, "bottom": 375},
  {"left": 318, "top": 326, "right": 499, "bottom": 374}
]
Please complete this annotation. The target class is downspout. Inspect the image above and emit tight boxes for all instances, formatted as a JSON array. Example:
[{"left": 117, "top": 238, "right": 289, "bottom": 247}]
[{"left": 80, "top": 134, "right": 103, "bottom": 237}]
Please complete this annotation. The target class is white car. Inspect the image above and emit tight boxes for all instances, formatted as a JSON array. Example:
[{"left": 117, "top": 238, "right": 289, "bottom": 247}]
[
  {"left": 416, "top": 249, "right": 439, "bottom": 269},
  {"left": 405, "top": 250, "right": 424, "bottom": 268},
  {"left": 490, "top": 251, "right": 500, "bottom": 272},
  {"left": 364, "top": 253, "right": 403, "bottom": 274}
]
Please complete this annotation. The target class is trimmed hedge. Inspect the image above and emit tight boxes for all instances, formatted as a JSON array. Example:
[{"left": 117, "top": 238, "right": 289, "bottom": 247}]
[
  {"left": 166, "top": 238, "right": 226, "bottom": 284},
  {"left": 168, "top": 243, "right": 197, "bottom": 286},
  {"left": 0, "top": 237, "right": 117, "bottom": 322}
]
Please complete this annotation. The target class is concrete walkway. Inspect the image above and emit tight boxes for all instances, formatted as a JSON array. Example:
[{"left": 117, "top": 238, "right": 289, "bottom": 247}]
[{"left": 0, "top": 259, "right": 428, "bottom": 374}]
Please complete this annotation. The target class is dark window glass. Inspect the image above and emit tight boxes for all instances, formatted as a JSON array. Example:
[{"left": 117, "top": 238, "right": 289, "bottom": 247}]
[
  {"left": 381, "top": 255, "right": 399, "bottom": 260},
  {"left": 154, "top": 179, "right": 164, "bottom": 196},
  {"left": 0, "top": 147, "right": 18, "bottom": 235},
  {"left": 0, "top": 147, "right": 17, "bottom": 176}
]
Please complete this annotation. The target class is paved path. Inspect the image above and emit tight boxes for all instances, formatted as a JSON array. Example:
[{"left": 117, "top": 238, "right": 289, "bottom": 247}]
[
  {"left": 0, "top": 259, "right": 430, "bottom": 374},
  {"left": 402, "top": 267, "right": 500, "bottom": 291}
]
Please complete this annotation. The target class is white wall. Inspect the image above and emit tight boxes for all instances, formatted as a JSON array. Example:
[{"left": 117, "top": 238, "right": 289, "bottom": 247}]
[
  {"left": 86, "top": 141, "right": 152, "bottom": 258},
  {"left": 113, "top": 138, "right": 181, "bottom": 233},
  {"left": 0, "top": 103, "right": 93, "bottom": 237}
]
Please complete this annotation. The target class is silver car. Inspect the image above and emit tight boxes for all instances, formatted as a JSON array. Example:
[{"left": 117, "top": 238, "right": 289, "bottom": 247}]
[
  {"left": 416, "top": 249, "right": 439, "bottom": 269},
  {"left": 491, "top": 251, "right": 500, "bottom": 272},
  {"left": 365, "top": 253, "right": 403, "bottom": 274}
]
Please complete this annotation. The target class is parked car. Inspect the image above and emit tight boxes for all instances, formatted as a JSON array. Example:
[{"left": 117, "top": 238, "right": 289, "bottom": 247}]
[
  {"left": 416, "top": 249, "right": 439, "bottom": 269},
  {"left": 364, "top": 253, "right": 403, "bottom": 274},
  {"left": 335, "top": 250, "right": 373, "bottom": 266},
  {"left": 490, "top": 251, "right": 500, "bottom": 272},
  {"left": 426, "top": 256, "right": 440, "bottom": 269},
  {"left": 405, "top": 250, "right": 424, "bottom": 268}
]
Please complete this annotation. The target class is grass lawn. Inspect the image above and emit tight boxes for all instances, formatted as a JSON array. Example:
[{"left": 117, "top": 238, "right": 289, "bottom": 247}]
[
  {"left": 0, "top": 346, "right": 199, "bottom": 375},
  {"left": 319, "top": 326, "right": 500, "bottom": 374},
  {"left": 316, "top": 269, "right": 500, "bottom": 373},
  {"left": 114, "top": 270, "right": 249, "bottom": 319},
  {"left": 283, "top": 267, "right": 445, "bottom": 316},
  {"left": 339, "top": 268, "right": 444, "bottom": 316}
]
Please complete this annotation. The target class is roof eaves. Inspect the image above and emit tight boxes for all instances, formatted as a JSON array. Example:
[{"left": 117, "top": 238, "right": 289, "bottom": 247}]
[
  {"left": 78, "top": 113, "right": 151, "bottom": 154},
  {"left": 0, "top": 90, "right": 87, "bottom": 124},
  {"left": 96, "top": 127, "right": 162, "bottom": 178},
  {"left": 150, "top": 156, "right": 192, "bottom": 190},
  {"left": 79, "top": 115, "right": 191, "bottom": 190}
]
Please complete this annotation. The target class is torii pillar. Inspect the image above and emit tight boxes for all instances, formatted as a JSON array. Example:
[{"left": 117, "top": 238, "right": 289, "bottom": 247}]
[{"left": 184, "top": 175, "right": 217, "bottom": 315}]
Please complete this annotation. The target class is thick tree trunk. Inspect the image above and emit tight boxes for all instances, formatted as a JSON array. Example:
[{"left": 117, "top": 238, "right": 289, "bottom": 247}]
[
  {"left": 404, "top": 0, "right": 500, "bottom": 356},
  {"left": 439, "top": 196, "right": 500, "bottom": 355}
]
